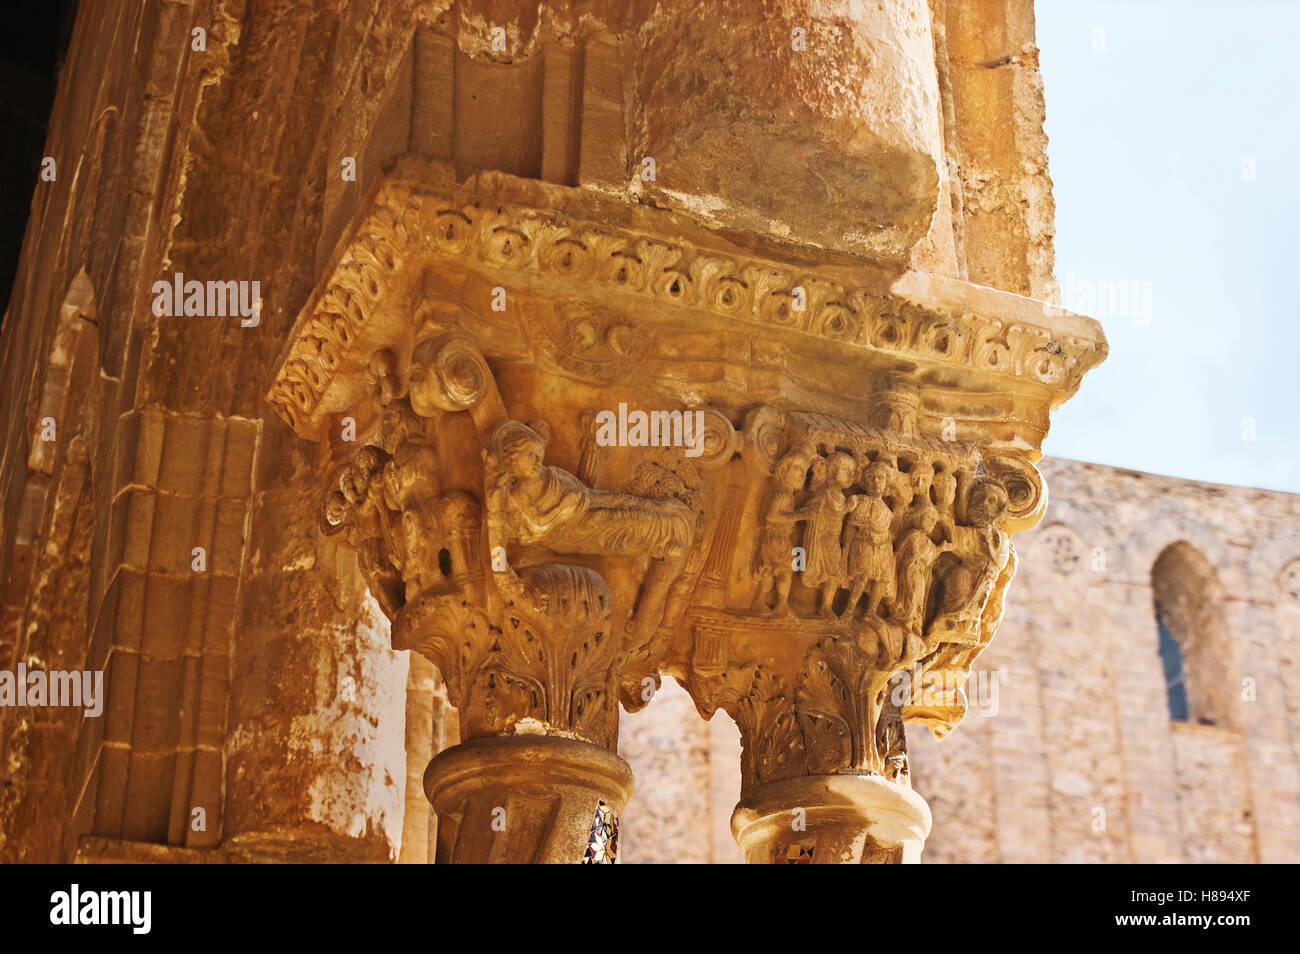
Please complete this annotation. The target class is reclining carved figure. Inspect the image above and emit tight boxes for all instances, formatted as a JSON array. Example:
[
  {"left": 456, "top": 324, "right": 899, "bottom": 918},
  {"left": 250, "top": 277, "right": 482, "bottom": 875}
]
[{"left": 486, "top": 419, "right": 697, "bottom": 637}]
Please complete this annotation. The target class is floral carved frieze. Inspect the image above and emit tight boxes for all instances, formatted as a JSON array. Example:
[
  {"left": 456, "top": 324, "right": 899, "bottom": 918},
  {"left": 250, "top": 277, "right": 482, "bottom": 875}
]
[{"left": 267, "top": 161, "right": 1106, "bottom": 440}]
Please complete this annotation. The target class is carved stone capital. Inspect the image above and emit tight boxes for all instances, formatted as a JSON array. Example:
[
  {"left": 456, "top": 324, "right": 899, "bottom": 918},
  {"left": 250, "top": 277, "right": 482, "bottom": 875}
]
[
  {"left": 268, "top": 159, "right": 1103, "bottom": 863},
  {"left": 320, "top": 332, "right": 712, "bottom": 750},
  {"left": 682, "top": 398, "right": 1043, "bottom": 807}
]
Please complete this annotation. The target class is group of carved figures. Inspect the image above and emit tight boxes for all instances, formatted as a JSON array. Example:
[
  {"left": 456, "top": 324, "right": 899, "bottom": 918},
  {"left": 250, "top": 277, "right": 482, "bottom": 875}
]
[
  {"left": 321, "top": 401, "right": 484, "bottom": 621},
  {"left": 315, "top": 332, "right": 1020, "bottom": 781},
  {"left": 754, "top": 449, "right": 1013, "bottom": 648},
  {"left": 322, "top": 397, "right": 697, "bottom": 633}
]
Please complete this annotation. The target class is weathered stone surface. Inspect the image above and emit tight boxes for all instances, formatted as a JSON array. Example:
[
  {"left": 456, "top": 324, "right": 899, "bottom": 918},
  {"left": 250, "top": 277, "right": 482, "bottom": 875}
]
[
  {"left": 919, "top": 458, "right": 1300, "bottom": 865},
  {"left": 1, "top": 0, "right": 1109, "bottom": 865},
  {"left": 617, "top": 678, "right": 741, "bottom": 864},
  {"left": 630, "top": 0, "right": 944, "bottom": 265}
]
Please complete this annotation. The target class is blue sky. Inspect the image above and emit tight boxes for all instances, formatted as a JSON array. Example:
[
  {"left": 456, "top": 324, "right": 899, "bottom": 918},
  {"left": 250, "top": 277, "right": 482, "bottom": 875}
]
[{"left": 1034, "top": 1, "right": 1300, "bottom": 492}]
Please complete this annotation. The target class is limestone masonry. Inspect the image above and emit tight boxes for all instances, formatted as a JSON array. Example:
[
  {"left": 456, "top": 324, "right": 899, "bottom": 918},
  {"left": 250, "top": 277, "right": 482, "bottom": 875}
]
[{"left": 14, "top": 0, "right": 1260, "bottom": 864}]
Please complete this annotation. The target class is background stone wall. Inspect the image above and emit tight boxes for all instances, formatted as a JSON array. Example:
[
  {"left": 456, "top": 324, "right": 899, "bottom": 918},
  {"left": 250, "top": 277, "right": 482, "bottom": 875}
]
[{"left": 620, "top": 457, "right": 1300, "bottom": 863}]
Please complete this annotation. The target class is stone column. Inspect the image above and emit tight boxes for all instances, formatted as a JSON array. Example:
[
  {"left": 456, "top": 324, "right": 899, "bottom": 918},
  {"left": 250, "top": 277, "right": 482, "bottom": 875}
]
[
  {"left": 628, "top": 0, "right": 944, "bottom": 265},
  {"left": 425, "top": 736, "right": 633, "bottom": 863},
  {"left": 733, "top": 774, "right": 931, "bottom": 865},
  {"left": 272, "top": 307, "right": 701, "bottom": 862},
  {"left": 670, "top": 394, "right": 1056, "bottom": 864},
  {"left": 265, "top": 0, "right": 1103, "bottom": 866}
]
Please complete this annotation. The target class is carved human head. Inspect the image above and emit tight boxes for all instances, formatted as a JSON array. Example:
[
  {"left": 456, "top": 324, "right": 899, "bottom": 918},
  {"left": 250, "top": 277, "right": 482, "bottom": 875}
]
[
  {"left": 967, "top": 478, "right": 1009, "bottom": 527},
  {"left": 774, "top": 452, "right": 809, "bottom": 491},
  {"left": 933, "top": 470, "right": 957, "bottom": 507},
  {"left": 342, "top": 446, "right": 385, "bottom": 503},
  {"left": 494, "top": 420, "right": 547, "bottom": 478},
  {"left": 865, "top": 461, "right": 891, "bottom": 495},
  {"left": 808, "top": 454, "right": 828, "bottom": 490},
  {"left": 827, "top": 451, "right": 856, "bottom": 488},
  {"left": 322, "top": 489, "right": 350, "bottom": 532},
  {"left": 910, "top": 461, "right": 934, "bottom": 496},
  {"left": 381, "top": 400, "right": 427, "bottom": 454}
]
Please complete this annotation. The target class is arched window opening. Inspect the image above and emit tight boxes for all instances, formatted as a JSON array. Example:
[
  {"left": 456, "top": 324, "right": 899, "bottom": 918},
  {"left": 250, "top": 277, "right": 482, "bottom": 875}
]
[
  {"left": 1151, "top": 541, "right": 1234, "bottom": 727},
  {"left": 1156, "top": 614, "right": 1189, "bottom": 722}
]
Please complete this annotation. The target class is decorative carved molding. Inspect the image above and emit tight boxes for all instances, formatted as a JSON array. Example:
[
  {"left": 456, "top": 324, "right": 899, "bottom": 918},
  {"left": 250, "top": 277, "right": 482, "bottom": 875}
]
[{"left": 267, "top": 167, "right": 1105, "bottom": 435}]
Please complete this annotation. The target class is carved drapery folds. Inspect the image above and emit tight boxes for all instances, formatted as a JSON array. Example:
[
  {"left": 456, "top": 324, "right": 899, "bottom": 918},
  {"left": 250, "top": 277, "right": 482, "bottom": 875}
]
[{"left": 268, "top": 159, "right": 1103, "bottom": 862}]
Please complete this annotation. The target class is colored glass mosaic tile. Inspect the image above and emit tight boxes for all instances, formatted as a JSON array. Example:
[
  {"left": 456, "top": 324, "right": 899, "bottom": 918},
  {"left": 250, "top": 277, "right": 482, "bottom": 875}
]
[
  {"left": 582, "top": 800, "right": 619, "bottom": 864},
  {"left": 773, "top": 844, "right": 814, "bottom": 864}
]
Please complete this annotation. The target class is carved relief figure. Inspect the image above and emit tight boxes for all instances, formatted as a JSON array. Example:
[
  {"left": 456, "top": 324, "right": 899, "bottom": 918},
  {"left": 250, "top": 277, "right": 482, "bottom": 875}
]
[
  {"left": 927, "top": 477, "right": 1011, "bottom": 645},
  {"left": 380, "top": 401, "right": 443, "bottom": 596},
  {"left": 893, "top": 464, "right": 950, "bottom": 634},
  {"left": 801, "top": 451, "right": 856, "bottom": 617},
  {"left": 897, "top": 462, "right": 936, "bottom": 535},
  {"left": 843, "top": 461, "right": 896, "bottom": 619},
  {"left": 754, "top": 451, "right": 810, "bottom": 615},
  {"left": 894, "top": 517, "right": 943, "bottom": 636},
  {"left": 323, "top": 445, "right": 404, "bottom": 618},
  {"left": 488, "top": 419, "right": 694, "bottom": 559},
  {"left": 932, "top": 469, "right": 958, "bottom": 540},
  {"left": 486, "top": 419, "right": 696, "bottom": 636},
  {"left": 882, "top": 453, "right": 914, "bottom": 515},
  {"left": 807, "top": 453, "right": 828, "bottom": 493}
]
